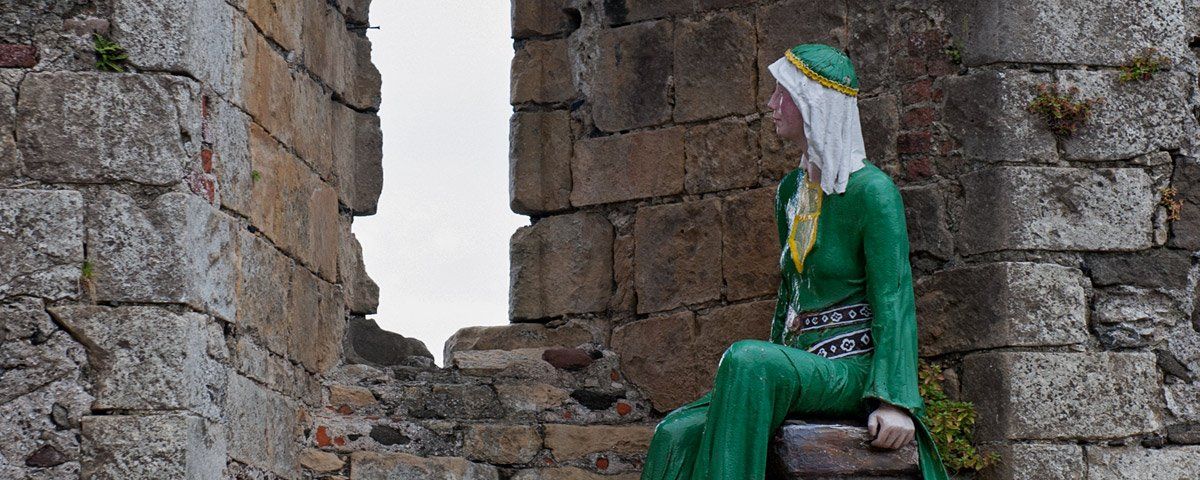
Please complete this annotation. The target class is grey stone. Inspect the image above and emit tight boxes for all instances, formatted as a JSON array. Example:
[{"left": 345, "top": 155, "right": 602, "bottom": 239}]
[
  {"left": 1086, "top": 446, "right": 1200, "bottom": 480},
  {"left": 17, "top": 72, "right": 201, "bottom": 185},
  {"left": 344, "top": 317, "right": 434, "bottom": 367},
  {"left": 443, "top": 321, "right": 596, "bottom": 362},
  {"left": 941, "top": 70, "right": 1057, "bottom": 163},
  {"left": 350, "top": 452, "right": 499, "bottom": 480},
  {"left": 958, "top": 167, "right": 1154, "bottom": 253},
  {"left": 0, "top": 297, "right": 53, "bottom": 342},
  {"left": 0, "top": 358, "right": 91, "bottom": 478},
  {"left": 112, "top": 0, "right": 244, "bottom": 102},
  {"left": 963, "top": 352, "right": 1162, "bottom": 441},
  {"left": 86, "top": 191, "right": 238, "bottom": 321},
  {"left": 206, "top": 95, "right": 252, "bottom": 216},
  {"left": 858, "top": 93, "right": 898, "bottom": 165},
  {"left": 510, "top": 110, "right": 572, "bottom": 215},
  {"left": 634, "top": 198, "right": 722, "bottom": 313},
  {"left": 978, "top": 443, "right": 1084, "bottom": 480},
  {"left": 512, "top": 467, "right": 639, "bottom": 480},
  {"left": 235, "top": 229, "right": 292, "bottom": 357},
  {"left": 947, "top": 0, "right": 1187, "bottom": 67},
  {"left": 1085, "top": 249, "right": 1193, "bottom": 290},
  {"left": 672, "top": 11, "right": 756, "bottom": 123},
  {"left": 570, "top": 126, "right": 685, "bottom": 206},
  {"left": 1056, "top": 70, "right": 1193, "bottom": 161},
  {"left": 1092, "top": 286, "right": 1186, "bottom": 349},
  {"left": 592, "top": 21, "right": 673, "bottom": 132},
  {"left": 509, "top": 212, "right": 613, "bottom": 320},
  {"left": 769, "top": 421, "right": 917, "bottom": 477},
  {"left": 339, "top": 221, "right": 379, "bottom": 315},
  {"left": 0, "top": 189, "right": 84, "bottom": 300},
  {"left": 900, "top": 184, "right": 952, "bottom": 259},
  {"left": 1171, "top": 157, "right": 1200, "bottom": 249},
  {"left": 450, "top": 348, "right": 561, "bottom": 381},
  {"left": 0, "top": 82, "right": 17, "bottom": 179},
  {"left": 51, "top": 306, "right": 227, "bottom": 419},
  {"left": 389, "top": 383, "right": 503, "bottom": 420},
  {"left": 332, "top": 102, "right": 384, "bottom": 216},
  {"left": 81, "top": 414, "right": 226, "bottom": 480},
  {"left": 1166, "top": 423, "right": 1200, "bottom": 444},
  {"left": 915, "top": 262, "right": 1089, "bottom": 356},
  {"left": 226, "top": 374, "right": 300, "bottom": 478}
]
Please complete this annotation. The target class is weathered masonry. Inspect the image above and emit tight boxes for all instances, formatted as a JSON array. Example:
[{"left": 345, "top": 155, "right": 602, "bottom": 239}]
[{"left": 3, "top": 0, "right": 1200, "bottom": 479}]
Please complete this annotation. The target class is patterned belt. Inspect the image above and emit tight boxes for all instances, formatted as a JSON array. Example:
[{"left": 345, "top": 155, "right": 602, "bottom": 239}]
[{"left": 785, "top": 302, "right": 874, "bottom": 359}]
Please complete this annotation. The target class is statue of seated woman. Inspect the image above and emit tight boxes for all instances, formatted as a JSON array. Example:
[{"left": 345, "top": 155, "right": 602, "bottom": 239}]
[{"left": 639, "top": 43, "right": 951, "bottom": 480}]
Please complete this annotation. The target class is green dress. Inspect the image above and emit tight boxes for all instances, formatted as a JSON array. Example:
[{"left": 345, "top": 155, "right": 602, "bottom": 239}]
[{"left": 640, "top": 160, "right": 950, "bottom": 480}]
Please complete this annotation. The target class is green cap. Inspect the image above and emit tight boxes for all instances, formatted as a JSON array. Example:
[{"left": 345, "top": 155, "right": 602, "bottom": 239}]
[{"left": 784, "top": 43, "right": 859, "bottom": 96}]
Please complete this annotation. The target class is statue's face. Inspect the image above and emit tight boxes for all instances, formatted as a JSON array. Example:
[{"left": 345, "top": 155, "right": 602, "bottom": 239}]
[{"left": 768, "top": 82, "right": 806, "bottom": 143}]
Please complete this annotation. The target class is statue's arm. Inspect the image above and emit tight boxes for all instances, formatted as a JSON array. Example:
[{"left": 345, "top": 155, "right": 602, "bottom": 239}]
[{"left": 858, "top": 180, "right": 922, "bottom": 447}]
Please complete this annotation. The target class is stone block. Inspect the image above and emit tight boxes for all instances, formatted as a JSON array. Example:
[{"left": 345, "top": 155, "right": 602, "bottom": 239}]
[
  {"left": 495, "top": 383, "right": 572, "bottom": 413},
  {"left": 513, "top": 467, "right": 639, "bottom": 480},
  {"left": 87, "top": 191, "right": 238, "bottom": 321},
  {"left": 684, "top": 118, "right": 759, "bottom": 194},
  {"left": 287, "top": 266, "right": 345, "bottom": 374},
  {"left": 858, "top": 93, "right": 898, "bottom": 165},
  {"left": 339, "top": 221, "right": 379, "bottom": 315},
  {"left": 541, "top": 424, "right": 653, "bottom": 461},
  {"left": 248, "top": 124, "right": 339, "bottom": 281},
  {"left": 941, "top": 70, "right": 1057, "bottom": 163},
  {"left": 235, "top": 229, "right": 292, "bottom": 356},
  {"left": 246, "top": 0, "right": 304, "bottom": 54},
  {"left": 0, "top": 82, "right": 16, "bottom": 178},
  {"left": 958, "top": 167, "right": 1154, "bottom": 253},
  {"left": 443, "top": 321, "right": 595, "bottom": 361},
  {"left": 844, "top": 0, "right": 893, "bottom": 94},
  {"left": 338, "top": 0, "right": 371, "bottom": 26},
  {"left": 612, "top": 301, "right": 773, "bottom": 411},
  {"left": 244, "top": 27, "right": 335, "bottom": 171},
  {"left": 346, "top": 34, "right": 383, "bottom": 111},
  {"left": 512, "top": 0, "right": 574, "bottom": 38},
  {"left": 81, "top": 414, "right": 225, "bottom": 479},
  {"left": 331, "top": 104, "right": 383, "bottom": 215},
  {"left": 112, "top": 0, "right": 244, "bottom": 101},
  {"left": 1086, "top": 446, "right": 1200, "bottom": 480},
  {"left": 571, "top": 127, "right": 685, "bottom": 206},
  {"left": 900, "top": 184, "right": 952, "bottom": 259},
  {"left": 512, "top": 39, "right": 574, "bottom": 105},
  {"left": 300, "top": 448, "right": 345, "bottom": 474},
  {"left": 389, "top": 383, "right": 503, "bottom": 420},
  {"left": 672, "top": 11, "right": 756, "bottom": 123},
  {"left": 603, "top": 0, "right": 692, "bottom": 25},
  {"left": 634, "top": 198, "right": 722, "bottom": 313},
  {"left": 962, "top": 352, "right": 1162, "bottom": 441},
  {"left": 755, "top": 0, "right": 847, "bottom": 108},
  {"left": 51, "top": 306, "right": 226, "bottom": 419},
  {"left": 0, "top": 190, "right": 83, "bottom": 300},
  {"left": 947, "top": 0, "right": 1187, "bottom": 67},
  {"left": 16, "top": 72, "right": 202, "bottom": 185},
  {"left": 758, "top": 116, "right": 807, "bottom": 179},
  {"left": 768, "top": 421, "right": 917, "bottom": 477},
  {"left": 1085, "top": 249, "right": 1193, "bottom": 290},
  {"left": 205, "top": 95, "right": 253, "bottom": 216},
  {"left": 344, "top": 317, "right": 433, "bottom": 367},
  {"left": 721, "top": 188, "right": 779, "bottom": 301},
  {"left": 227, "top": 374, "right": 300, "bottom": 478},
  {"left": 510, "top": 110, "right": 572, "bottom": 214},
  {"left": 592, "top": 21, "right": 673, "bottom": 132},
  {"left": 230, "top": 337, "right": 321, "bottom": 407},
  {"left": 350, "top": 452, "right": 499, "bottom": 480},
  {"left": 302, "top": 0, "right": 354, "bottom": 100},
  {"left": 450, "top": 348, "right": 560, "bottom": 381},
  {"left": 915, "top": 262, "right": 1089, "bottom": 356},
  {"left": 463, "top": 424, "right": 543, "bottom": 464},
  {"left": 1056, "top": 70, "right": 1193, "bottom": 161},
  {"left": 1091, "top": 286, "right": 1184, "bottom": 349},
  {"left": 977, "top": 442, "right": 1083, "bottom": 480},
  {"left": 1171, "top": 157, "right": 1200, "bottom": 250},
  {"left": 510, "top": 212, "right": 613, "bottom": 320}
]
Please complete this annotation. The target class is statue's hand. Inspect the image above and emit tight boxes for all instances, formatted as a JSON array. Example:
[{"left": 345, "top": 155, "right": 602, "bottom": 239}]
[{"left": 866, "top": 402, "right": 915, "bottom": 450}]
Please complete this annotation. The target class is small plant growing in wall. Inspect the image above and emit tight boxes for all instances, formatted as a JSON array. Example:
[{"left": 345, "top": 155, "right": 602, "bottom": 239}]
[
  {"left": 1119, "top": 47, "right": 1171, "bottom": 83},
  {"left": 1160, "top": 186, "right": 1182, "bottom": 221},
  {"left": 918, "top": 359, "right": 999, "bottom": 473},
  {"left": 1026, "top": 83, "right": 1102, "bottom": 137},
  {"left": 251, "top": 170, "right": 262, "bottom": 183},
  {"left": 79, "top": 260, "right": 97, "bottom": 302},
  {"left": 93, "top": 33, "right": 128, "bottom": 72},
  {"left": 943, "top": 39, "right": 963, "bottom": 65}
]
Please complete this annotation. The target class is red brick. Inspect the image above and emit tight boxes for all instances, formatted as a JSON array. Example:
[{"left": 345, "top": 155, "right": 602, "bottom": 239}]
[
  {"left": 902, "top": 107, "right": 936, "bottom": 129},
  {"left": 315, "top": 426, "right": 332, "bottom": 447},
  {"left": 0, "top": 44, "right": 37, "bottom": 68},
  {"left": 897, "top": 131, "right": 932, "bottom": 154},
  {"left": 904, "top": 157, "right": 934, "bottom": 180}
]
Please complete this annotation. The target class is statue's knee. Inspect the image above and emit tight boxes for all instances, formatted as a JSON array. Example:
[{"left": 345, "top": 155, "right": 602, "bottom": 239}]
[
  {"left": 720, "top": 339, "right": 773, "bottom": 371},
  {"left": 654, "top": 412, "right": 703, "bottom": 443}
]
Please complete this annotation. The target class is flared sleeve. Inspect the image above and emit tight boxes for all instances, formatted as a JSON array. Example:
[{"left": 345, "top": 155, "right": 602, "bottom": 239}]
[{"left": 858, "top": 179, "right": 924, "bottom": 414}]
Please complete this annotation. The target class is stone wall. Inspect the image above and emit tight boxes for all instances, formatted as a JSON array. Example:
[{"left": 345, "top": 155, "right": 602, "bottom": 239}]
[
  {"left": 0, "top": 0, "right": 383, "bottom": 477},
  {"left": 491, "top": 0, "right": 1200, "bottom": 478}
]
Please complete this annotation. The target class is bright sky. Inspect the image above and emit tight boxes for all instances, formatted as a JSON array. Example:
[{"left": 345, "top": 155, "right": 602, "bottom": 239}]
[{"left": 358, "top": 3, "right": 527, "bottom": 367}]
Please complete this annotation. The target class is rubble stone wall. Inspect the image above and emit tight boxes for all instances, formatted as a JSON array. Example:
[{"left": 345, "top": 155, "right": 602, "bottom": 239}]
[{"left": 0, "top": 0, "right": 382, "bottom": 478}]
